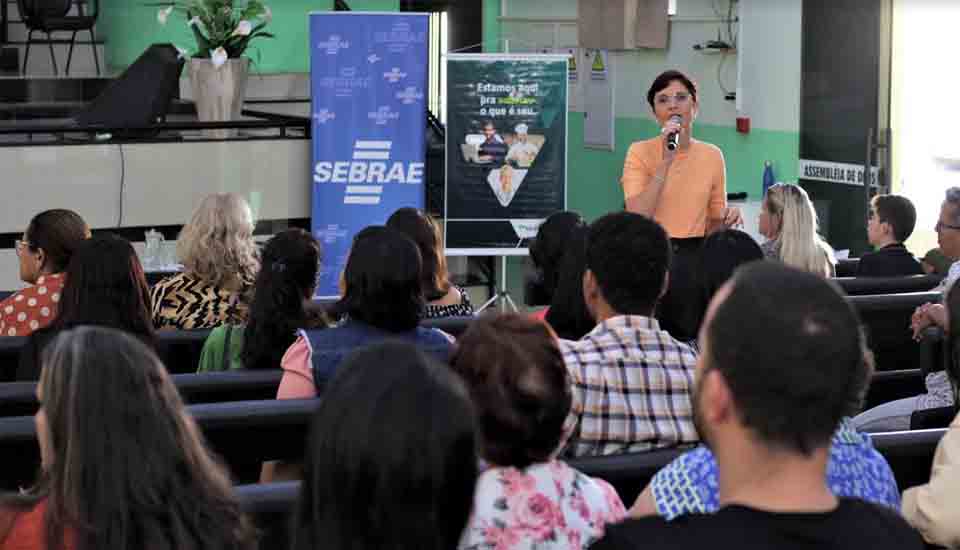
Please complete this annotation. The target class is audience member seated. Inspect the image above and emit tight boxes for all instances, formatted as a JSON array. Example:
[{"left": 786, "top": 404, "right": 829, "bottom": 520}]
[
  {"left": 0, "top": 210, "right": 89, "bottom": 338},
  {"left": 912, "top": 190, "right": 960, "bottom": 332},
  {"left": 276, "top": 226, "right": 454, "bottom": 400},
  {"left": 386, "top": 207, "right": 475, "bottom": 318},
  {"left": 902, "top": 412, "right": 960, "bottom": 547},
  {"left": 629, "top": 268, "right": 899, "bottom": 519},
  {"left": 922, "top": 247, "right": 954, "bottom": 277},
  {"left": 592, "top": 262, "right": 923, "bottom": 550},
  {"left": 560, "top": 212, "right": 698, "bottom": 457},
  {"left": 151, "top": 193, "right": 260, "bottom": 330},
  {"left": 758, "top": 183, "right": 836, "bottom": 277},
  {"left": 900, "top": 289, "right": 960, "bottom": 544},
  {"left": 528, "top": 211, "right": 588, "bottom": 319},
  {"left": 856, "top": 242, "right": 960, "bottom": 432},
  {"left": 545, "top": 225, "right": 595, "bottom": 340},
  {"left": 452, "top": 314, "right": 626, "bottom": 549},
  {"left": 684, "top": 229, "right": 763, "bottom": 343},
  {"left": 0, "top": 326, "right": 255, "bottom": 550},
  {"left": 17, "top": 235, "right": 155, "bottom": 381},
  {"left": 857, "top": 194, "right": 923, "bottom": 277},
  {"left": 198, "top": 229, "right": 327, "bottom": 372},
  {"left": 290, "top": 341, "right": 476, "bottom": 550}
]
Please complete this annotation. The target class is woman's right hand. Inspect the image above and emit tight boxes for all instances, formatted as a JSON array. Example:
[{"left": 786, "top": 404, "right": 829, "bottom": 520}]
[{"left": 660, "top": 119, "right": 683, "bottom": 166}]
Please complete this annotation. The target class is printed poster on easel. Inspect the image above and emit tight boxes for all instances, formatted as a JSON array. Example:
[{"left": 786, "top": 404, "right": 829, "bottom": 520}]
[{"left": 444, "top": 53, "right": 568, "bottom": 256}]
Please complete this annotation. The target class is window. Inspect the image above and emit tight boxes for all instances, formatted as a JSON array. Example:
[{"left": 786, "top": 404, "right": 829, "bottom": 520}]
[{"left": 427, "top": 11, "right": 449, "bottom": 124}]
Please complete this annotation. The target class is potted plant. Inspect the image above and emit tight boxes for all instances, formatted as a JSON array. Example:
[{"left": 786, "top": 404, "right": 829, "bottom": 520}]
[{"left": 158, "top": 0, "right": 273, "bottom": 134}]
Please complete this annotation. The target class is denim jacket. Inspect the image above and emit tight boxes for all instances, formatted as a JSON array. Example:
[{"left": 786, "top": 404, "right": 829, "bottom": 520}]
[{"left": 302, "top": 320, "right": 454, "bottom": 393}]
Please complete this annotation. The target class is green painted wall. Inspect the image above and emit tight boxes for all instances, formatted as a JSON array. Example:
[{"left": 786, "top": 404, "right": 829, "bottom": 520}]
[
  {"left": 482, "top": 0, "right": 501, "bottom": 53},
  {"left": 348, "top": 0, "right": 401, "bottom": 10},
  {"left": 98, "top": 0, "right": 401, "bottom": 74}
]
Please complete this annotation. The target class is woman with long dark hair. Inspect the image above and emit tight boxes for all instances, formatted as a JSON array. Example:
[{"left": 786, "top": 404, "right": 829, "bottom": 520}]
[
  {"left": 544, "top": 225, "right": 594, "bottom": 340},
  {"left": 275, "top": 226, "right": 453, "bottom": 400},
  {"left": 17, "top": 234, "right": 155, "bottom": 380},
  {"left": 0, "top": 326, "right": 255, "bottom": 550},
  {"left": 529, "top": 211, "right": 587, "bottom": 319},
  {"left": 386, "top": 207, "right": 474, "bottom": 318},
  {"left": 291, "top": 341, "right": 477, "bottom": 550},
  {"left": 0, "top": 209, "right": 89, "bottom": 337},
  {"left": 198, "top": 229, "right": 326, "bottom": 372}
]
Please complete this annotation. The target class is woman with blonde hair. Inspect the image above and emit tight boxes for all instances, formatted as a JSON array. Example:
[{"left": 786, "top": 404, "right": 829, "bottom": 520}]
[
  {"left": 151, "top": 193, "right": 260, "bottom": 330},
  {"left": 758, "top": 183, "right": 836, "bottom": 277}
]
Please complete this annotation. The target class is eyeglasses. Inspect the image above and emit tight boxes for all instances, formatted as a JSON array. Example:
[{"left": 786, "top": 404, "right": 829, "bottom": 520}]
[
  {"left": 654, "top": 92, "right": 691, "bottom": 106},
  {"left": 936, "top": 220, "right": 960, "bottom": 232}
]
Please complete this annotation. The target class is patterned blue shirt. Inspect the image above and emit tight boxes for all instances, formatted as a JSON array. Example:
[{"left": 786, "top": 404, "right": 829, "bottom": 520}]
[{"left": 651, "top": 419, "right": 901, "bottom": 520}]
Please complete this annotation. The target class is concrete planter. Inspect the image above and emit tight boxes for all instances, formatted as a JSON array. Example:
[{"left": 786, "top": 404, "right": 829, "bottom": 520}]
[{"left": 188, "top": 57, "right": 250, "bottom": 138}]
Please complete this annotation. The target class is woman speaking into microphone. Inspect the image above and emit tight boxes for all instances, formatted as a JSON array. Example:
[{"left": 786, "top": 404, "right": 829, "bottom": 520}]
[{"left": 621, "top": 70, "right": 742, "bottom": 340}]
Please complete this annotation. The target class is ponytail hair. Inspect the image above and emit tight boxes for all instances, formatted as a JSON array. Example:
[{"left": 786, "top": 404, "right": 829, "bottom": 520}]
[{"left": 241, "top": 229, "right": 321, "bottom": 370}]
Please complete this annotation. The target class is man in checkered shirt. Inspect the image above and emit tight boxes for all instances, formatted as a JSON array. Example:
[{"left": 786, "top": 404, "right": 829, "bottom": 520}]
[{"left": 560, "top": 212, "right": 699, "bottom": 457}]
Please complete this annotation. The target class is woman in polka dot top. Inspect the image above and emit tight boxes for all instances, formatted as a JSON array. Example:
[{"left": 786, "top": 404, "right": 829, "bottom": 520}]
[
  {"left": 0, "top": 209, "right": 90, "bottom": 337},
  {"left": 16, "top": 234, "right": 156, "bottom": 381}
]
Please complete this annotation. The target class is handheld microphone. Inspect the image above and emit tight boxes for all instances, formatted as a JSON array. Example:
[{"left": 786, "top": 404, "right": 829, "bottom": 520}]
[{"left": 666, "top": 115, "right": 682, "bottom": 151}]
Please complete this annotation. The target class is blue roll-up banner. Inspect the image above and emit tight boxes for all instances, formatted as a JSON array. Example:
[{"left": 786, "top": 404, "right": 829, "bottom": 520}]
[{"left": 309, "top": 12, "right": 428, "bottom": 299}]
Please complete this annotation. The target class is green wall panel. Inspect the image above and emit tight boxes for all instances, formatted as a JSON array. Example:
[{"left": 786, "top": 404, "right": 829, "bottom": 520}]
[
  {"left": 100, "top": 1, "right": 354, "bottom": 74},
  {"left": 482, "top": 0, "right": 501, "bottom": 53}
]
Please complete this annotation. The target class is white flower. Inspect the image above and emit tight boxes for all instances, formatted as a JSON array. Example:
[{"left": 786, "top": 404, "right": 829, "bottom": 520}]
[
  {"left": 157, "top": 5, "right": 174, "bottom": 25},
  {"left": 232, "top": 20, "right": 253, "bottom": 37},
  {"left": 260, "top": 6, "right": 272, "bottom": 24},
  {"left": 211, "top": 46, "right": 228, "bottom": 68}
]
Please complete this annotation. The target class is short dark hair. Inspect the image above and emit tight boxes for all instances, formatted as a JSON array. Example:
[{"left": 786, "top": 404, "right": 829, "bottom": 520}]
[
  {"left": 451, "top": 314, "right": 571, "bottom": 468},
  {"left": 24, "top": 209, "right": 89, "bottom": 273},
  {"left": 293, "top": 341, "right": 477, "bottom": 550},
  {"left": 705, "top": 262, "right": 872, "bottom": 455},
  {"left": 54, "top": 234, "right": 155, "bottom": 349},
  {"left": 386, "top": 208, "right": 451, "bottom": 301},
  {"left": 529, "top": 211, "right": 587, "bottom": 305},
  {"left": 586, "top": 212, "right": 671, "bottom": 315},
  {"left": 872, "top": 194, "right": 917, "bottom": 242},
  {"left": 695, "top": 230, "right": 764, "bottom": 331},
  {"left": 646, "top": 69, "right": 698, "bottom": 110},
  {"left": 243, "top": 229, "right": 322, "bottom": 370},
  {"left": 331, "top": 226, "right": 424, "bottom": 332}
]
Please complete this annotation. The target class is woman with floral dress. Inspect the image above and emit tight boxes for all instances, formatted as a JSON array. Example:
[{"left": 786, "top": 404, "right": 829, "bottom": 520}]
[{"left": 451, "top": 314, "right": 625, "bottom": 550}]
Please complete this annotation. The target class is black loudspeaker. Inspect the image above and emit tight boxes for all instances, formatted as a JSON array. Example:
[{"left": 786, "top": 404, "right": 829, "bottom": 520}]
[{"left": 73, "top": 44, "right": 184, "bottom": 130}]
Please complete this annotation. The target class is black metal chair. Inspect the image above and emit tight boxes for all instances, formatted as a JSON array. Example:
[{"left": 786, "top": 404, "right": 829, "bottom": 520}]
[{"left": 17, "top": 0, "right": 100, "bottom": 76}]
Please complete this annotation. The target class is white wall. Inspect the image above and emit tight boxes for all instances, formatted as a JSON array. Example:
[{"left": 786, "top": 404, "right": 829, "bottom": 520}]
[
  {"left": 498, "top": 0, "right": 803, "bottom": 131},
  {"left": 737, "top": 0, "right": 802, "bottom": 133}
]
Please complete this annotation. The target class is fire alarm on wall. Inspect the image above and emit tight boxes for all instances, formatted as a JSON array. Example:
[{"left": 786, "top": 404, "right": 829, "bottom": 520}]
[{"left": 736, "top": 117, "right": 750, "bottom": 134}]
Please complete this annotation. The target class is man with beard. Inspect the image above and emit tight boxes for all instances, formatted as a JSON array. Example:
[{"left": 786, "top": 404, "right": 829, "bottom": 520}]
[{"left": 592, "top": 262, "right": 922, "bottom": 550}]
